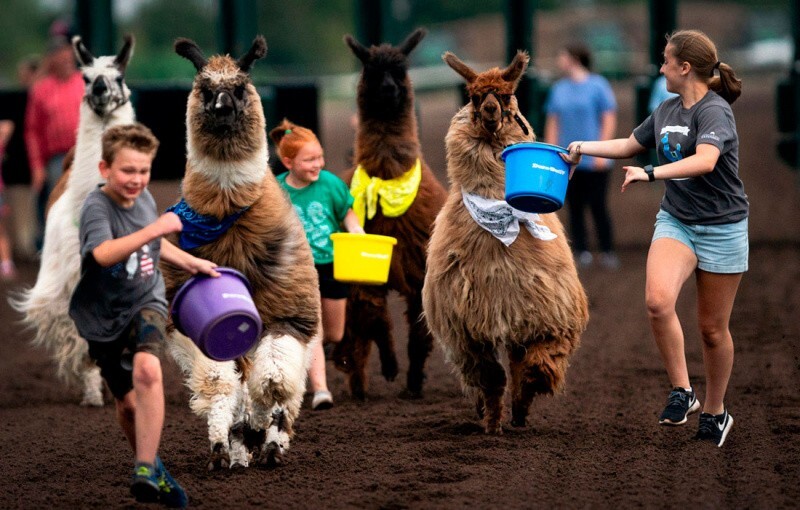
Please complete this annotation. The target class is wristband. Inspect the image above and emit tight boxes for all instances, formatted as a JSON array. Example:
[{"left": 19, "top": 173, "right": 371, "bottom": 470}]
[
  {"left": 575, "top": 142, "right": 583, "bottom": 155},
  {"left": 644, "top": 164, "right": 655, "bottom": 182}
]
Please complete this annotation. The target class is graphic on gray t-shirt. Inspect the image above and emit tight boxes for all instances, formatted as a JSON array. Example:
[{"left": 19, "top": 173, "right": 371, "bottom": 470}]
[
  {"left": 69, "top": 187, "right": 168, "bottom": 343},
  {"left": 633, "top": 91, "right": 748, "bottom": 225}
]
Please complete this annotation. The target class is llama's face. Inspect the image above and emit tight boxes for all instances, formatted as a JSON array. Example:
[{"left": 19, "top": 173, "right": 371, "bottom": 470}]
[
  {"left": 358, "top": 49, "right": 411, "bottom": 116},
  {"left": 73, "top": 35, "right": 133, "bottom": 118},
  {"left": 444, "top": 51, "right": 530, "bottom": 139},
  {"left": 467, "top": 73, "right": 517, "bottom": 136},
  {"left": 345, "top": 29, "right": 426, "bottom": 119},
  {"left": 190, "top": 58, "right": 257, "bottom": 135}
]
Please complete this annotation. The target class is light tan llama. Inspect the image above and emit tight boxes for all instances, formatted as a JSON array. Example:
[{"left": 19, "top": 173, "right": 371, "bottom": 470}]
[{"left": 422, "top": 51, "right": 589, "bottom": 434}]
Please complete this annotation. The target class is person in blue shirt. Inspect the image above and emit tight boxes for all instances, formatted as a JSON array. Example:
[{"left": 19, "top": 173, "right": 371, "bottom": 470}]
[
  {"left": 271, "top": 119, "right": 364, "bottom": 410},
  {"left": 545, "top": 42, "right": 619, "bottom": 269}
]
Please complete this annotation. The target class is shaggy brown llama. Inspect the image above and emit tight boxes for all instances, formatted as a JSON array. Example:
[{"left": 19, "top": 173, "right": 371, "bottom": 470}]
[
  {"left": 161, "top": 36, "right": 320, "bottom": 469},
  {"left": 334, "top": 28, "right": 447, "bottom": 399},
  {"left": 422, "top": 51, "right": 589, "bottom": 434}
]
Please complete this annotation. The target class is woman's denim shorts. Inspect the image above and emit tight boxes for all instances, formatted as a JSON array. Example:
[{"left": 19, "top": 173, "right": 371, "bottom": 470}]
[{"left": 652, "top": 209, "right": 749, "bottom": 274}]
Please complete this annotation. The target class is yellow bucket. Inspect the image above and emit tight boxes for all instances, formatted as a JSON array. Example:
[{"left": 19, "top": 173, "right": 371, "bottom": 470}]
[{"left": 330, "top": 233, "right": 397, "bottom": 284}]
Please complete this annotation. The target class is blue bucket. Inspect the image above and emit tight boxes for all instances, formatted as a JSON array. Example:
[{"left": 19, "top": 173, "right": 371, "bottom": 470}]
[{"left": 501, "top": 142, "right": 570, "bottom": 213}]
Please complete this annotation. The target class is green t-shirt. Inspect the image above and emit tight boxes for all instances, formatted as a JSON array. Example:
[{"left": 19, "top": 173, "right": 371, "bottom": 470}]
[{"left": 277, "top": 170, "right": 354, "bottom": 264}]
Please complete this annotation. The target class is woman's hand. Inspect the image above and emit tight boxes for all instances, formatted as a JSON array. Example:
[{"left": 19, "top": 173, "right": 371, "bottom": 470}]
[
  {"left": 560, "top": 141, "right": 583, "bottom": 179},
  {"left": 621, "top": 165, "right": 648, "bottom": 193}
]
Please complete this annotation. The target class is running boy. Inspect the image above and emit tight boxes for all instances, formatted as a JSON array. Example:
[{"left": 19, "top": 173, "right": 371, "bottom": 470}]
[{"left": 69, "top": 123, "right": 219, "bottom": 506}]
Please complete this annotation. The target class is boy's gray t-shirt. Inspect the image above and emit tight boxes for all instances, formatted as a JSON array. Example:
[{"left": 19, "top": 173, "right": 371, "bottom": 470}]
[
  {"left": 69, "top": 187, "right": 167, "bottom": 343},
  {"left": 633, "top": 90, "right": 748, "bottom": 225}
]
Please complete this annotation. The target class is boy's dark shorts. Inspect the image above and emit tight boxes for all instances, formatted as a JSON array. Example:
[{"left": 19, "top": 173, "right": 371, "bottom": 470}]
[
  {"left": 316, "top": 263, "right": 350, "bottom": 300},
  {"left": 86, "top": 308, "right": 166, "bottom": 401}
]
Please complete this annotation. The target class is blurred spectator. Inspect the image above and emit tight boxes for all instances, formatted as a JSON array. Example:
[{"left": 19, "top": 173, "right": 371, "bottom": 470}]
[
  {"left": 23, "top": 27, "right": 83, "bottom": 250},
  {"left": 545, "top": 42, "right": 620, "bottom": 270},
  {"left": 0, "top": 120, "right": 17, "bottom": 280},
  {"left": 17, "top": 55, "right": 43, "bottom": 88},
  {"left": 649, "top": 75, "right": 678, "bottom": 113}
]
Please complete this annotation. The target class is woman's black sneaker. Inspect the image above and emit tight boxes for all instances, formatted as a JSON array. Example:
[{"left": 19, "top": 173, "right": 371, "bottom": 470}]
[
  {"left": 695, "top": 410, "right": 733, "bottom": 447},
  {"left": 658, "top": 387, "right": 700, "bottom": 425}
]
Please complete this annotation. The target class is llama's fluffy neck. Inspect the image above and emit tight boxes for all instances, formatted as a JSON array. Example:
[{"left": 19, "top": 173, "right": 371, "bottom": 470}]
[
  {"left": 445, "top": 105, "right": 533, "bottom": 200},
  {"left": 186, "top": 132, "right": 268, "bottom": 191},
  {"left": 65, "top": 100, "right": 136, "bottom": 203},
  {"left": 355, "top": 104, "right": 420, "bottom": 179}
]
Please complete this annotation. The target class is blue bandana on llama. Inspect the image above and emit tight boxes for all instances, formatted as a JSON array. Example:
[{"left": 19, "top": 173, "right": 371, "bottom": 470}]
[{"left": 166, "top": 198, "right": 249, "bottom": 250}]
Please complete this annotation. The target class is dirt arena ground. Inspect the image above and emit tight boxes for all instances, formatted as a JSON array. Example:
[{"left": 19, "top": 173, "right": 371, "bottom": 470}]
[{"left": 1, "top": 76, "right": 798, "bottom": 508}]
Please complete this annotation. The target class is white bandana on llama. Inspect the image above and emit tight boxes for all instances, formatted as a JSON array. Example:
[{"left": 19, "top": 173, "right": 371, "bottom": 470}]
[{"left": 462, "top": 192, "right": 557, "bottom": 246}]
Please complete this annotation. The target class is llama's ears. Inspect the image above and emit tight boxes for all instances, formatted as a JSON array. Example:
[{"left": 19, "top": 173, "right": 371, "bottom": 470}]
[
  {"left": 72, "top": 36, "right": 94, "bottom": 67},
  {"left": 236, "top": 35, "right": 267, "bottom": 73},
  {"left": 501, "top": 50, "right": 530, "bottom": 88},
  {"left": 344, "top": 34, "right": 370, "bottom": 63},
  {"left": 397, "top": 28, "right": 427, "bottom": 56},
  {"left": 442, "top": 52, "right": 477, "bottom": 83},
  {"left": 174, "top": 38, "right": 208, "bottom": 72},
  {"left": 114, "top": 34, "right": 135, "bottom": 72}
]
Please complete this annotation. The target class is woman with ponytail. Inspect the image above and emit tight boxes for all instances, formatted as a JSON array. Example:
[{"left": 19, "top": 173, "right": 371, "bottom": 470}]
[
  {"left": 561, "top": 29, "right": 747, "bottom": 447},
  {"left": 270, "top": 119, "right": 364, "bottom": 411}
]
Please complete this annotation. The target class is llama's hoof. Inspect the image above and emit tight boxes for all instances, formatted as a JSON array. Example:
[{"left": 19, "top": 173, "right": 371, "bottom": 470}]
[
  {"left": 259, "top": 441, "right": 285, "bottom": 468},
  {"left": 406, "top": 371, "right": 426, "bottom": 397},
  {"left": 380, "top": 354, "right": 398, "bottom": 382},
  {"left": 484, "top": 422, "right": 504, "bottom": 435},
  {"left": 398, "top": 387, "right": 423, "bottom": 400},
  {"left": 510, "top": 416, "right": 527, "bottom": 428},
  {"left": 79, "top": 394, "right": 104, "bottom": 407},
  {"left": 230, "top": 461, "right": 247, "bottom": 469},
  {"left": 208, "top": 443, "right": 231, "bottom": 471}
]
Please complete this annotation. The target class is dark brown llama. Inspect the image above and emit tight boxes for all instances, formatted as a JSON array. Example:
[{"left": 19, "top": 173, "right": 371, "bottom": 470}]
[{"left": 333, "top": 28, "right": 447, "bottom": 399}]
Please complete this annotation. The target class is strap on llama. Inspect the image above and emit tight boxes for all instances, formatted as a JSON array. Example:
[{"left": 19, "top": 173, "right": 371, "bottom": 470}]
[{"left": 462, "top": 192, "right": 556, "bottom": 246}]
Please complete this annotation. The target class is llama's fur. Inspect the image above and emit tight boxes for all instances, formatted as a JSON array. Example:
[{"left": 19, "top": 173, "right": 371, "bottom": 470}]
[
  {"left": 161, "top": 36, "right": 319, "bottom": 469},
  {"left": 422, "top": 51, "right": 588, "bottom": 434},
  {"left": 10, "top": 36, "right": 136, "bottom": 407},
  {"left": 333, "top": 28, "right": 447, "bottom": 399}
]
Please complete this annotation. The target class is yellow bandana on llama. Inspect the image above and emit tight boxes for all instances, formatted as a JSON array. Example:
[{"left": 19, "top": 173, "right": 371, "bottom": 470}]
[{"left": 350, "top": 159, "right": 421, "bottom": 226}]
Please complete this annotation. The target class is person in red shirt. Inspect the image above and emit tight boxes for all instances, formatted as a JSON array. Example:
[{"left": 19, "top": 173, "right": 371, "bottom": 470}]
[{"left": 24, "top": 33, "right": 83, "bottom": 248}]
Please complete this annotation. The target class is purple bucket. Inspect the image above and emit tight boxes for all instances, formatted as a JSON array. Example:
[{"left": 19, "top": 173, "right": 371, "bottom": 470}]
[{"left": 171, "top": 267, "right": 262, "bottom": 361}]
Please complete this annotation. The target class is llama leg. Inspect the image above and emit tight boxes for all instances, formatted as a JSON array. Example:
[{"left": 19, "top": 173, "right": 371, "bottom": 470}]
[
  {"left": 80, "top": 360, "right": 104, "bottom": 407},
  {"left": 453, "top": 341, "right": 507, "bottom": 434},
  {"left": 336, "top": 287, "right": 394, "bottom": 400},
  {"left": 247, "top": 333, "right": 308, "bottom": 467},
  {"left": 405, "top": 291, "right": 433, "bottom": 397},
  {"left": 228, "top": 383, "right": 251, "bottom": 468},
  {"left": 167, "top": 332, "right": 241, "bottom": 470},
  {"left": 508, "top": 339, "right": 571, "bottom": 428}
]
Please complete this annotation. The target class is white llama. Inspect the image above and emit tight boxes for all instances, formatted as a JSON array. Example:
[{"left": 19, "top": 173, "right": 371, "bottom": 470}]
[{"left": 10, "top": 35, "right": 136, "bottom": 407}]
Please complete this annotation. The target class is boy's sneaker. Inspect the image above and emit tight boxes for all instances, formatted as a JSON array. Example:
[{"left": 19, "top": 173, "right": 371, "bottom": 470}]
[
  {"left": 130, "top": 463, "right": 160, "bottom": 503},
  {"left": 155, "top": 456, "right": 188, "bottom": 508},
  {"left": 658, "top": 387, "right": 700, "bottom": 425},
  {"left": 695, "top": 410, "right": 734, "bottom": 447}
]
